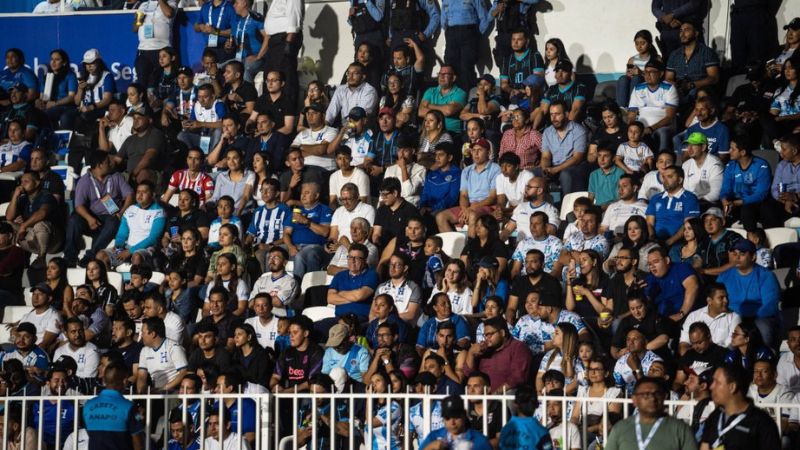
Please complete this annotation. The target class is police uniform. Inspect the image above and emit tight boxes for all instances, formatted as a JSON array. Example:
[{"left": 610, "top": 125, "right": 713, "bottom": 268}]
[
  {"left": 729, "top": 0, "right": 781, "bottom": 71},
  {"left": 350, "top": 0, "right": 386, "bottom": 52},
  {"left": 387, "top": 0, "right": 441, "bottom": 48},
  {"left": 490, "top": 0, "right": 539, "bottom": 72},
  {"left": 440, "top": 0, "right": 491, "bottom": 92},
  {"left": 652, "top": 0, "right": 709, "bottom": 58},
  {"left": 83, "top": 388, "right": 145, "bottom": 450}
]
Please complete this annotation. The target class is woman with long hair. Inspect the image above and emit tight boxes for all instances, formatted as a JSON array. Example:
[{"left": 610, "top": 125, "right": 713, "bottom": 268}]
[
  {"left": 605, "top": 215, "right": 658, "bottom": 273},
  {"left": 45, "top": 257, "right": 74, "bottom": 316},
  {"left": 70, "top": 49, "right": 115, "bottom": 133},
  {"left": 210, "top": 148, "right": 256, "bottom": 217},
  {"left": 566, "top": 250, "right": 608, "bottom": 319},
  {"left": 85, "top": 258, "right": 119, "bottom": 317},
  {"left": 36, "top": 49, "right": 78, "bottom": 129},
  {"left": 417, "top": 292, "right": 470, "bottom": 351},
  {"left": 418, "top": 110, "right": 453, "bottom": 168},
  {"left": 724, "top": 320, "right": 776, "bottom": 371},
  {"left": 460, "top": 118, "right": 491, "bottom": 167},
  {"left": 297, "top": 80, "right": 330, "bottom": 131},
  {"left": 543, "top": 38, "right": 569, "bottom": 87},
  {"left": 367, "top": 371, "right": 402, "bottom": 450},
  {"left": 588, "top": 101, "right": 625, "bottom": 165},
  {"left": 167, "top": 228, "right": 208, "bottom": 292},
  {"left": 430, "top": 259, "right": 473, "bottom": 315},
  {"left": 770, "top": 54, "right": 800, "bottom": 135},
  {"left": 365, "top": 294, "right": 408, "bottom": 349},
  {"left": 475, "top": 296, "right": 505, "bottom": 343},
  {"left": 379, "top": 73, "right": 416, "bottom": 129},
  {"left": 536, "top": 322, "right": 584, "bottom": 395},
  {"left": 126, "top": 82, "right": 146, "bottom": 111},
  {"left": 668, "top": 216, "right": 707, "bottom": 269},
  {"left": 569, "top": 356, "right": 622, "bottom": 438},
  {"left": 150, "top": 46, "right": 179, "bottom": 110},
  {"left": 471, "top": 256, "right": 509, "bottom": 314},
  {"left": 461, "top": 215, "right": 509, "bottom": 282},
  {"left": 205, "top": 252, "right": 248, "bottom": 317},
  {"left": 251, "top": 152, "right": 274, "bottom": 207},
  {"left": 232, "top": 322, "right": 275, "bottom": 393},
  {"left": 616, "top": 30, "right": 659, "bottom": 106}
]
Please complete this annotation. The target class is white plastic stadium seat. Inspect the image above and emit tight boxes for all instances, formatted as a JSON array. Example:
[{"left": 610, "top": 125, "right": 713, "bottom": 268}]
[
  {"left": 785, "top": 217, "right": 800, "bottom": 228},
  {"left": 302, "top": 306, "right": 336, "bottom": 322},
  {"left": 107, "top": 272, "right": 124, "bottom": 294},
  {"left": 67, "top": 268, "right": 87, "bottom": 287},
  {"left": 50, "top": 165, "right": 76, "bottom": 193},
  {"left": 149, "top": 271, "right": 166, "bottom": 286},
  {"left": 4, "top": 306, "right": 31, "bottom": 324},
  {"left": 0, "top": 202, "right": 8, "bottom": 216},
  {"left": 729, "top": 228, "right": 748, "bottom": 239},
  {"left": 765, "top": 227, "right": 798, "bottom": 249},
  {"left": 437, "top": 232, "right": 466, "bottom": 259},
  {"left": 300, "top": 271, "right": 331, "bottom": 295},
  {"left": 560, "top": 191, "right": 590, "bottom": 220}
]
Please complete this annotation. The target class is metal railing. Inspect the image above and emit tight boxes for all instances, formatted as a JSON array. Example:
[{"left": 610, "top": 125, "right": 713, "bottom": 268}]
[{"left": 1, "top": 390, "right": 798, "bottom": 450}]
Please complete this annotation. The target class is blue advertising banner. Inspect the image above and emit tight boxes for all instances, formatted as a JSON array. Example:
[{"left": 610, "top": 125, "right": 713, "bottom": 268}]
[{"left": 0, "top": 10, "right": 209, "bottom": 90}]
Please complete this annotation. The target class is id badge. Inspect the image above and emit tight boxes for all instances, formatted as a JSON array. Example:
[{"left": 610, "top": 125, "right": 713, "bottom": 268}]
[
  {"left": 199, "top": 135, "right": 211, "bottom": 154},
  {"left": 236, "top": 50, "right": 244, "bottom": 61},
  {"left": 100, "top": 195, "right": 120, "bottom": 215},
  {"left": 208, "top": 33, "right": 219, "bottom": 48},
  {"left": 143, "top": 23, "right": 154, "bottom": 39}
]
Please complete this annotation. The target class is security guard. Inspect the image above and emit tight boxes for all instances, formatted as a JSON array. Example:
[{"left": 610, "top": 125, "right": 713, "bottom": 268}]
[
  {"left": 440, "top": 0, "right": 492, "bottom": 92},
  {"left": 490, "top": 0, "right": 540, "bottom": 71},
  {"left": 387, "top": 0, "right": 441, "bottom": 49},
  {"left": 349, "top": 0, "right": 386, "bottom": 53},
  {"left": 83, "top": 362, "right": 144, "bottom": 450},
  {"left": 729, "top": 0, "right": 780, "bottom": 72},
  {"left": 652, "top": 0, "right": 709, "bottom": 59}
]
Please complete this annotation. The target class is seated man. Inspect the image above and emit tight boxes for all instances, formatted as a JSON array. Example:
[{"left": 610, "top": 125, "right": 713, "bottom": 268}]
[
  {"left": 2, "top": 322, "right": 50, "bottom": 385},
  {"left": 720, "top": 133, "right": 771, "bottom": 231},
  {"left": 327, "top": 217, "right": 379, "bottom": 275},
  {"left": 325, "top": 62, "right": 378, "bottom": 126},
  {"left": 665, "top": 21, "right": 720, "bottom": 105},
  {"left": 638, "top": 150, "right": 676, "bottom": 201},
  {"left": 364, "top": 322, "right": 420, "bottom": 382},
  {"left": 644, "top": 246, "right": 700, "bottom": 322},
  {"left": 553, "top": 206, "right": 609, "bottom": 275},
  {"left": 142, "top": 293, "right": 185, "bottom": 344},
  {"left": 278, "top": 148, "right": 326, "bottom": 207},
  {"left": 538, "top": 100, "right": 591, "bottom": 194},
  {"left": 111, "top": 105, "right": 166, "bottom": 185},
  {"left": 383, "top": 136, "right": 426, "bottom": 207},
  {"left": 249, "top": 247, "right": 299, "bottom": 312},
  {"left": 239, "top": 111, "right": 289, "bottom": 170},
  {"left": 697, "top": 207, "right": 742, "bottom": 279},
  {"left": 328, "top": 107, "right": 375, "bottom": 168},
  {"left": 321, "top": 323, "right": 370, "bottom": 383},
  {"left": 717, "top": 239, "right": 782, "bottom": 348},
  {"left": 777, "top": 326, "right": 800, "bottom": 394},
  {"left": 418, "top": 64, "right": 467, "bottom": 135},
  {"left": 375, "top": 252, "right": 422, "bottom": 325},
  {"left": 53, "top": 318, "right": 100, "bottom": 383},
  {"left": 281, "top": 182, "right": 332, "bottom": 279},
  {"left": 250, "top": 70, "right": 298, "bottom": 135},
  {"left": 97, "top": 98, "right": 134, "bottom": 153},
  {"left": 176, "top": 83, "right": 225, "bottom": 153},
  {"left": 5, "top": 170, "right": 62, "bottom": 269},
  {"left": 382, "top": 41, "right": 425, "bottom": 99},
  {"left": 494, "top": 152, "right": 534, "bottom": 225},
  {"left": 97, "top": 180, "right": 166, "bottom": 269},
  {"left": 682, "top": 98, "right": 730, "bottom": 160},
  {"left": 532, "top": 60, "right": 587, "bottom": 130},
  {"left": 499, "top": 30, "right": 545, "bottom": 100},
  {"left": 372, "top": 177, "right": 420, "bottom": 248},
  {"left": 161, "top": 148, "right": 215, "bottom": 206},
  {"left": 626, "top": 59, "right": 678, "bottom": 151},
  {"left": 502, "top": 176, "right": 559, "bottom": 242},
  {"left": 435, "top": 138, "right": 500, "bottom": 233},
  {"left": 220, "top": 60, "right": 257, "bottom": 118},
  {"left": 329, "top": 183, "right": 375, "bottom": 251},
  {"left": 328, "top": 148, "right": 371, "bottom": 208},
  {"left": 612, "top": 328, "right": 663, "bottom": 396},
  {"left": 645, "top": 165, "right": 700, "bottom": 246},
  {"left": 136, "top": 317, "right": 187, "bottom": 394},
  {"left": 672, "top": 321, "right": 728, "bottom": 391},
  {"left": 611, "top": 294, "right": 670, "bottom": 360},
  {"left": 291, "top": 102, "right": 338, "bottom": 171},
  {"left": 245, "top": 178, "right": 290, "bottom": 271},
  {"left": 460, "top": 316, "right": 533, "bottom": 394},
  {"left": 510, "top": 213, "right": 563, "bottom": 278},
  {"left": 679, "top": 283, "right": 741, "bottom": 354},
  {"left": 600, "top": 174, "right": 648, "bottom": 236},
  {"left": 419, "top": 143, "right": 462, "bottom": 217},
  {"left": 0, "top": 118, "right": 33, "bottom": 174},
  {"left": 326, "top": 243, "right": 379, "bottom": 322}
]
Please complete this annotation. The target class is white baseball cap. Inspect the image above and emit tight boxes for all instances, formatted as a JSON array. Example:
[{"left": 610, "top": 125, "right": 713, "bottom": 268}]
[{"left": 82, "top": 49, "right": 101, "bottom": 64}]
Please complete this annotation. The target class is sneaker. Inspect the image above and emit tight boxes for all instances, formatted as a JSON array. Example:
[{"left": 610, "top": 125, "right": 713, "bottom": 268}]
[
  {"left": 78, "top": 255, "right": 92, "bottom": 268},
  {"left": 30, "top": 256, "right": 46, "bottom": 270}
]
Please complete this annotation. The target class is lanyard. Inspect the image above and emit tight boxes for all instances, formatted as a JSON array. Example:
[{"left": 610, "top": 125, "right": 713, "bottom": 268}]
[
  {"left": 237, "top": 15, "right": 250, "bottom": 51},
  {"left": 91, "top": 176, "right": 113, "bottom": 200},
  {"left": 634, "top": 415, "right": 664, "bottom": 450},
  {"left": 712, "top": 412, "right": 747, "bottom": 447},
  {"left": 208, "top": 1, "right": 225, "bottom": 29}
]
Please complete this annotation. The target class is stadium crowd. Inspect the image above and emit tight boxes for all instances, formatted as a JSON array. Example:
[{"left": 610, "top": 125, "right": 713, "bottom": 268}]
[{"left": 1, "top": 0, "right": 800, "bottom": 449}]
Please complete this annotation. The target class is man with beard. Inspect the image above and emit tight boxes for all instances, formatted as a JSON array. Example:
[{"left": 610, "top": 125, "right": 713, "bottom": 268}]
[
  {"left": 600, "top": 175, "right": 648, "bottom": 236},
  {"left": 466, "top": 372, "right": 506, "bottom": 447},
  {"left": 683, "top": 98, "right": 730, "bottom": 160},
  {"left": 365, "top": 321, "right": 420, "bottom": 382},
  {"left": 503, "top": 176, "right": 559, "bottom": 242},
  {"left": 54, "top": 318, "right": 101, "bottom": 384},
  {"left": 32, "top": 365, "right": 76, "bottom": 448},
  {"left": 510, "top": 214, "right": 563, "bottom": 279},
  {"left": 112, "top": 105, "right": 166, "bottom": 185},
  {"left": 665, "top": 21, "right": 720, "bottom": 106},
  {"left": 461, "top": 317, "right": 533, "bottom": 394},
  {"left": 538, "top": 101, "right": 591, "bottom": 193},
  {"left": 645, "top": 165, "right": 700, "bottom": 246},
  {"left": 249, "top": 246, "right": 298, "bottom": 310},
  {"left": 601, "top": 247, "right": 648, "bottom": 329},
  {"left": 111, "top": 316, "right": 142, "bottom": 385},
  {"left": 506, "top": 249, "right": 562, "bottom": 323}
]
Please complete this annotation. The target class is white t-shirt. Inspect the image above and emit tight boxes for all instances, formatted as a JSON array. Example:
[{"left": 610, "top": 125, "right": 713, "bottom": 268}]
[
  {"left": 54, "top": 342, "right": 100, "bottom": 378},
  {"left": 547, "top": 420, "right": 582, "bottom": 450},
  {"left": 33, "top": 1, "right": 74, "bottom": 14},
  {"left": 245, "top": 316, "right": 280, "bottom": 350},
  {"left": 777, "top": 352, "right": 800, "bottom": 394},
  {"left": 628, "top": 81, "right": 679, "bottom": 127},
  {"left": 291, "top": 126, "right": 338, "bottom": 171},
  {"left": 682, "top": 154, "right": 724, "bottom": 202},
  {"left": 616, "top": 142, "right": 653, "bottom": 172},
  {"left": 62, "top": 429, "right": 89, "bottom": 450},
  {"left": 496, "top": 170, "right": 534, "bottom": 208},
  {"left": 510, "top": 201, "right": 560, "bottom": 241},
  {"left": 204, "top": 279, "right": 250, "bottom": 303},
  {"left": 331, "top": 202, "right": 376, "bottom": 241},
  {"left": 747, "top": 383, "right": 798, "bottom": 422},
  {"left": 138, "top": 339, "right": 188, "bottom": 390},
  {"left": 428, "top": 286, "right": 473, "bottom": 315},
  {"left": 107, "top": 116, "right": 135, "bottom": 152},
  {"left": 137, "top": 0, "right": 178, "bottom": 51},
  {"left": 163, "top": 311, "right": 185, "bottom": 344},
  {"left": 384, "top": 163, "right": 426, "bottom": 207},
  {"left": 204, "top": 432, "right": 252, "bottom": 450},
  {"left": 638, "top": 170, "right": 665, "bottom": 200},
  {"left": 679, "top": 306, "right": 741, "bottom": 349},
  {"left": 249, "top": 272, "right": 299, "bottom": 308},
  {"left": 574, "top": 385, "right": 622, "bottom": 418},
  {"left": 601, "top": 200, "right": 648, "bottom": 235},
  {"left": 329, "top": 168, "right": 371, "bottom": 201},
  {"left": 19, "top": 308, "right": 61, "bottom": 344}
]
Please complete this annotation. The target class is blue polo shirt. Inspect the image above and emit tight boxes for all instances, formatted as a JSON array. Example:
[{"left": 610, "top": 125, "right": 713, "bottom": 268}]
[
  {"left": 666, "top": 43, "right": 720, "bottom": 83},
  {"left": 83, "top": 389, "right": 144, "bottom": 450},
  {"left": 328, "top": 268, "right": 379, "bottom": 318},
  {"left": 284, "top": 203, "right": 332, "bottom": 246},
  {"left": 461, "top": 161, "right": 501, "bottom": 203},
  {"left": 33, "top": 400, "right": 76, "bottom": 446},
  {"left": 644, "top": 262, "right": 695, "bottom": 316},
  {"left": 645, "top": 189, "right": 700, "bottom": 240},
  {"left": 541, "top": 121, "right": 588, "bottom": 166}
]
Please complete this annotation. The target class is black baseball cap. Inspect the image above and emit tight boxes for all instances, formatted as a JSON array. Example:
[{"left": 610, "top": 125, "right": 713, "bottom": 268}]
[
  {"left": 644, "top": 59, "right": 665, "bottom": 72},
  {"left": 304, "top": 103, "right": 325, "bottom": 114},
  {"left": 784, "top": 17, "right": 800, "bottom": 30},
  {"left": 177, "top": 66, "right": 194, "bottom": 78},
  {"left": 16, "top": 322, "right": 37, "bottom": 336},
  {"left": 441, "top": 395, "right": 467, "bottom": 419},
  {"left": 554, "top": 59, "right": 573, "bottom": 73}
]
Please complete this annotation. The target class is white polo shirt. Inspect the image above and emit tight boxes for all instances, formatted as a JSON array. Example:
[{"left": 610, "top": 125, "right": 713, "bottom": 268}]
[
  {"left": 679, "top": 306, "right": 741, "bottom": 349},
  {"left": 496, "top": 170, "right": 534, "bottom": 208},
  {"left": 138, "top": 338, "right": 188, "bottom": 390},
  {"left": 54, "top": 342, "right": 100, "bottom": 379},
  {"left": 331, "top": 202, "right": 376, "bottom": 241}
]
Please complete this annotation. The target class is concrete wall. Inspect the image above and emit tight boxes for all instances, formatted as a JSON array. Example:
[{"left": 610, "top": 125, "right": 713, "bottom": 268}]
[{"left": 299, "top": 0, "right": 800, "bottom": 85}]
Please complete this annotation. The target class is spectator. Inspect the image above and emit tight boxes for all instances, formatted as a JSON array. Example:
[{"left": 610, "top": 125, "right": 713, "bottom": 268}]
[
  {"left": 590, "top": 147, "right": 625, "bottom": 207},
  {"left": 499, "top": 109, "right": 542, "bottom": 170},
  {"left": 682, "top": 97, "right": 730, "bottom": 160},
  {"left": 777, "top": 326, "right": 800, "bottom": 393},
  {"left": 545, "top": 388, "right": 582, "bottom": 450},
  {"left": 368, "top": 319, "right": 420, "bottom": 382},
  {"left": 142, "top": 293, "right": 184, "bottom": 344},
  {"left": 326, "top": 242, "right": 378, "bottom": 325},
  {"left": 111, "top": 104, "right": 166, "bottom": 185},
  {"left": 418, "top": 110, "right": 454, "bottom": 167},
  {"left": 678, "top": 283, "right": 740, "bottom": 354},
  {"left": 0, "top": 221, "right": 26, "bottom": 306},
  {"left": 0, "top": 119, "right": 32, "bottom": 176},
  {"left": 197, "top": 287, "right": 237, "bottom": 350},
  {"left": 365, "top": 107, "right": 402, "bottom": 177},
  {"left": 627, "top": 59, "right": 678, "bottom": 151},
  {"left": 536, "top": 322, "right": 583, "bottom": 395},
  {"left": 53, "top": 317, "right": 101, "bottom": 383},
  {"left": 290, "top": 103, "right": 338, "bottom": 171},
  {"left": 681, "top": 131, "right": 724, "bottom": 203},
  {"left": 499, "top": 30, "right": 545, "bottom": 99},
  {"left": 615, "top": 121, "right": 654, "bottom": 175},
  {"left": 372, "top": 177, "right": 420, "bottom": 248},
  {"left": 533, "top": 59, "right": 587, "bottom": 129},
  {"left": 429, "top": 259, "right": 473, "bottom": 315},
  {"left": 382, "top": 40, "right": 427, "bottom": 99},
  {"left": 420, "top": 395, "right": 492, "bottom": 450},
  {"left": 417, "top": 292, "right": 471, "bottom": 352},
  {"left": 282, "top": 182, "right": 332, "bottom": 279},
  {"left": 494, "top": 152, "right": 535, "bottom": 228},
  {"left": 638, "top": 150, "right": 676, "bottom": 201},
  {"left": 555, "top": 206, "right": 610, "bottom": 275},
  {"left": 110, "top": 317, "right": 143, "bottom": 381},
  {"left": 70, "top": 49, "right": 116, "bottom": 134},
  {"left": 510, "top": 213, "right": 563, "bottom": 279},
  {"left": 588, "top": 101, "right": 626, "bottom": 165},
  {"left": 471, "top": 256, "right": 509, "bottom": 313},
  {"left": 644, "top": 246, "right": 700, "bottom": 321},
  {"left": 461, "top": 316, "right": 533, "bottom": 393},
  {"left": 748, "top": 359, "right": 797, "bottom": 426},
  {"left": 720, "top": 133, "right": 771, "bottom": 231},
  {"left": 328, "top": 149, "right": 371, "bottom": 208},
  {"left": 270, "top": 316, "right": 324, "bottom": 393},
  {"left": 31, "top": 365, "right": 76, "bottom": 448},
  {"left": 136, "top": 317, "right": 188, "bottom": 394},
  {"left": 665, "top": 21, "right": 720, "bottom": 104},
  {"left": 766, "top": 134, "right": 800, "bottom": 227},
  {"left": 83, "top": 362, "right": 145, "bottom": 450},
  {"left": 459, "top": 78, "right": 502, "bottom": 140},
  {"left": 220, "top": 60, "right": 256, "bottom": 118},
  {"left": 616, "top": 29, "right": 659, "bottom": 107},
  {"left": 321, "top": 323, "right": 369, "bottom": 383},
  {"left": 419, "top": 64, "right": 468, "bottom": 134},
  {"left": 645, "top": 165, "right": 701, "bottom": 245},
  {"left": 673, "top": 321, "right": 728, "bottom": 389},
  {"left": 464, "top": 371, "right": 505, "bottom": 446},
  {"left": 325, "top": 62, "right": 378, "bottom": 126},
  {"left": 176, "top": 84, "right": 225, "bottom": 154},
  {"left": 250, "top": 71, "right": 298, "bottom": 136},
  {"left": 327, "top": 217, "right": 379, "bottom": 274},
  {"left": 0, "top": 49, "right": 38, "bottom": 102},
  {"left": 612, "top": 329, "right": 664, "bottom": 396},
  {"left": 98, "top": 180, "right": 165, "bottom": 269},
  {"left": 204, "top": 252, "right": 249, "bottom": 317},
  {"left": 97, "top": 98, "right": 134, "bottom": 154},
  {"left": 3, "top": 321, "right": 51, "bottom": 383},
  {"left": 203, "top": 406, "right": 252, "bottom": 450},
  {"left": 244, "top": 179, "right": 290, "bottom": 270},
  {"left": 249, "top": 246, "right": 298, "bottom": 310},
  {"left": 279, "top": 148, "right": 326, "bottom": 207},
  {"left": 600, "top": 177, "right": 648, "bottom": 238},
  {"left": 503, "top": 176, "right": 559, "bottom": 242},
  {"left": 610, "top": 292, "right": 670, "bottom": 360},
  {"left": 419, "top": 143, "right": 461, "bottom": 216},
  {"left": 498, "top": 386, "right": 552, "bottom": 450},
  {"left": 539, "top": 100, "right": 590, "bottom": 193},
  {"left": 375, "top": 252, "right": 422, "bottom": 324},
  {"left": 5, "top": 171, "right": 62, "bottom": 269},
  {"left": 383, "top": 136, "right": 426, "bottom": 207},
  {"left": 244, "top": 293, "right": 281, "bottom": 350},
  {"left": 132, "top": 1, "right": 176, "bottom": 90},
  {"left": 507, "top": 249, "right": 563, "bottom": 324}
]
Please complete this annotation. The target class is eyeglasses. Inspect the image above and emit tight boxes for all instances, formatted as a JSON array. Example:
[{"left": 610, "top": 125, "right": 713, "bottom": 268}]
[
  {"left": 483, "top": 330, "right": 498, "bottom": 339},
  {"left": 347, "top": 255, "right": 365, "bottom": 261}
]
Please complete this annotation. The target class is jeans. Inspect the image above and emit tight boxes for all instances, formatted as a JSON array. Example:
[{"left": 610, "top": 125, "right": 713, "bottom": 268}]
[
  {"left": 651, "top": 125, "right": 675, "bottom": 152},
  {"left": 444, "top": 25, "right": 479, "bottom": 92},
  {"left": 291, "top": 244, "right": 328, "bottom": 280},
  {"left": 265, "top": 32, "right": 302, "bottom": 101},
  {"left": 64, "top": 213, "right": 121, "bottom": 264},
  {"left": 177, "top": 128, "right": 222, "bottom": 154},
  {"left": 615, "top": 74, "right": 643, "bottom": 108},
  {"left": 754, "top": 315, "right": 782, "bottom": 349},
  {"left": 134, "top": 49, "right": 161, "bottom": 88},
  {"left": 243, "top": 57, "right": 267, "bottom": 84}
]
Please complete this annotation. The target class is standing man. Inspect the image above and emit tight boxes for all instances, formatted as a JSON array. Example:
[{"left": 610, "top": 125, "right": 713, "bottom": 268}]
[
  {"left": 387, "top": 0, "right": 440, "bottom": 49},
  {"left": 729, "top": 1, "right": 780, "bottom": 72},
  {"left": 652, "top": 0, "right": 709, "bottom": 58},
  {"left": 259, "top": 0, "right": 304, "bottom": 98},
  {"left": 230, "top": 0, "right": 266, "bottom": 83},
  {"left": 133, "top": 0, "right": 177, "bottom": 89},
  {"left": 349, "top": 0, "right": 386, "bottom": 56},
  {"left": 605, "top": 377, "right": 698, "bottom": 450},
  {"left": 440, "top": 0, "right": 491, "bottom": 92},
  {"left": 83, "top": 362, "right": 145, "bottom": 450},
  {"left": 491, "top": 1, "right": 540, "bottom": 70}
]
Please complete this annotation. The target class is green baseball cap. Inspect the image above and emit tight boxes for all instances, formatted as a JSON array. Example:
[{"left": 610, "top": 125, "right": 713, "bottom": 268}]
[{"left": 683, "top": 132, "right": 708, "bottom": 145}]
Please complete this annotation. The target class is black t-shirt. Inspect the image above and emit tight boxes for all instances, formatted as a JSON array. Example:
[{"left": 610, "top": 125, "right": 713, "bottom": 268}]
[
  {"left": 700, "top": 231, "right": 742, "bottom": 269},
  {"left": 601, "top": 271, "right": 646, "bottom": 317},
  {"left": 223, "top": 81, "right": 258, "bottom": 116},
  {"left": 17, "top": 190, "right": 58, "bottom": 223},
  {"left": 678, "top": 343, "right": 727, "bottom": 373},
  {"left": 278, "top": 165, "right": 326, "bottom": 202},
  {"left": 591, "top": 127, "right": 625, "bottom": 152},
  {"left": 188, "top": 346, "right": 233, "bottom": 371},
  {"left": 0, "top": 245, "right": 26, "bottom": 299},
  {"left": 374, "top": 200, "right": 421, "bottom": 248},
  {"left": 468, "top": 401, "right": 507, "bottom": 440},
  {"left": 168, "top": 252, "right": 209, "bottom": 282},
  {"left": 395, "top": 236, "right": 426, "bottom": 287},
  {"left": 572, "top": 273, "right": 609, "bottom": 319},
  {"left": 255, "top": 92, "right": 298, "bottom": 131},
  {"left": 543, "top": 82, "right": 587, "bottom": 121},
  {"left": 612, "top": 311, "right": 667, "bottom": 349},
  {"left": 510, "top": 273, "right": 563, "bottom": 311},
  {"left": 274, "top": 344, "right": 325, "bottom": 389},
  {"left": 167, "top": 208, "right": 211, "bottom": 234},
  {"left": 1, "top": 104, "right": 47, "bottom": 140},
  {"left": 115, "top": 341, "right": 143, "bottom": 374},
  {"left": 462, "top": 237, "right": 511, "bottom": 280},
  {"left": 701, "top": 404, "right": 781, "bottom": 450},
  {"left": 244, "top": 132, "right": 289, "bottom": 171},
  {"left": 117, "top": 127, "right": 166, "bottom": 174},
  {"left": 198, "top": 313, "right": 238, "bottom": 345}
]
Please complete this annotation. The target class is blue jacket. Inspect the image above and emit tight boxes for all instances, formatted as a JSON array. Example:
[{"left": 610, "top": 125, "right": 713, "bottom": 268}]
[
  {"left": 717, "top": 264, "right": 780, "bottom": 319},
  {"left": 420, "top": 165, "right": 461, "bottom": 211},
  {"left": 720, "top": 157, "right": 771, "bottom": 205}
]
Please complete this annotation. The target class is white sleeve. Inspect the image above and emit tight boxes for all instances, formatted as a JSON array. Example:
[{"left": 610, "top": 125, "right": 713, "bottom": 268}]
[
  {"left": 84, "top": 349, "right": 100, "bottom": 378},
  {"left": 355, "top": 170, "right": 371, "bottom": 199},
  {"left": 322, "top": 127, "right": 338, "bottom": 142},
  {"left": 706, "top": 161, "right": 725, "bottom": 202},
  {"left": 170, "top": 343, "right": 189, "bottom": 370}
]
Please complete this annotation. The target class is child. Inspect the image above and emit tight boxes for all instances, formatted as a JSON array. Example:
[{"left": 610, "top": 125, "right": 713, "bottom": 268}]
[
  {"left": 274, "top": 317, "right": 291, "bottom": 354},
  {"left": 588, "top": 147, "right": 625, "bottom": 207},
  {"left": 561, "top": 196, "right": 592, "bottom": 244},
  {"left": 208, "top": 195, "right": 243, "bottom": 251},
  {"left": 577, "top": 341, "right": 594, "bottom": 387},
  {"left": 165, "top": 269, "right": 194, "bottom": 324},
  {"left": 747, "top": 228, "right": 773, "bottom": 269},
  {"left": 123, "top": 265, "right": 155, "bottom": 300},
  {"left": 423, "top": 236, "right": 446, "bottom": 295},
  {"left": 615, "top": 121, "right": 653, "bottom": 174}
]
